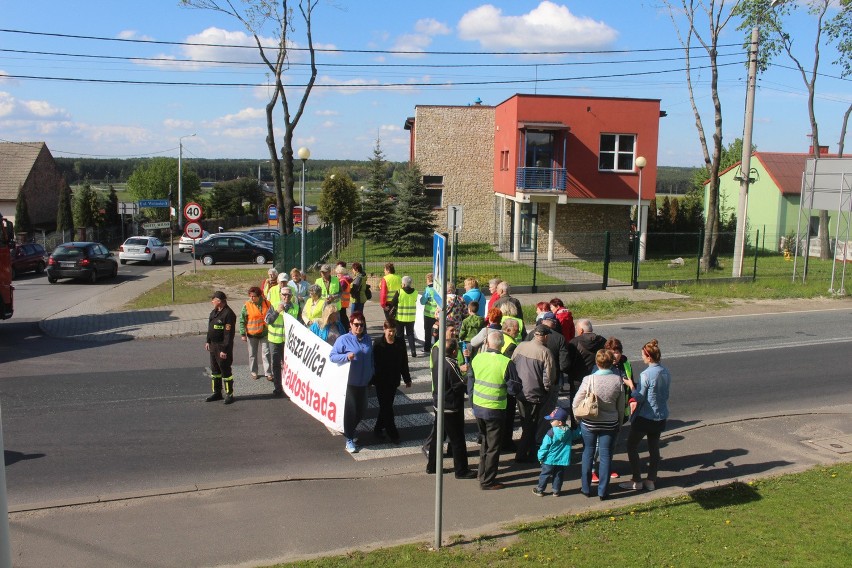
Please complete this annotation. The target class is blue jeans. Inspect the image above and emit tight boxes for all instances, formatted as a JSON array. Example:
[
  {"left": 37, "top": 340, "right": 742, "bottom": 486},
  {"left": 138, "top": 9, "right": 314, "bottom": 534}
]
[
  {"left": 350, "top": 302, "right": 364, "bottom": 316},
  {"left": 581, "top": 423, "right": 617, "bottom": 497},
  {"left": 537, "top": 463, "right": 566, "bottom": 493}
]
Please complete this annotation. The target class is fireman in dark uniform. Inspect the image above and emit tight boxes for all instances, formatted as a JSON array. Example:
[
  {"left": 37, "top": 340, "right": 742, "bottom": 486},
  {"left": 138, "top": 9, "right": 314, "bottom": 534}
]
[{"left": 205, "top": 290, "right": 238, "bottom": 404}]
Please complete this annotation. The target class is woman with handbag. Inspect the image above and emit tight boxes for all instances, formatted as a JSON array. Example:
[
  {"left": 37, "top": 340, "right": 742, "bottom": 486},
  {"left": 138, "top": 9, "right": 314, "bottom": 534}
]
[
  {"left": 620, "top": 339, "right": 671, "bottom": 492},
  {"left": 572, "top": 349, "right": 624, "bottom": 500}
]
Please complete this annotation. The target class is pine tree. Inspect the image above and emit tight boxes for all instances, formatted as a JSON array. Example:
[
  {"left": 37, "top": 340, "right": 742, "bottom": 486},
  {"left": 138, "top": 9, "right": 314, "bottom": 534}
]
[
  {"left": 56, "top": 180, "right": 74, "bottom": 237},
  {"left": 357, "top": 138, "right": 393, "bottom": 242},
  {"left": 73, "top": 183, "right": 101, "bottom": 229},
  {"left": 669, "top": 197, "right": 681, "bottom": 231},
  {"left": 14, "top": 186, "right": 33, "bottom": 236},
  {"left": 388, "top": 163, "right": 437, "bottom": 256},
  {"left": 658, "top": 196, "right": 672, "bottom": 233},
  {"left": 104, "top": 185, "right": 120, "bottom": 227}
]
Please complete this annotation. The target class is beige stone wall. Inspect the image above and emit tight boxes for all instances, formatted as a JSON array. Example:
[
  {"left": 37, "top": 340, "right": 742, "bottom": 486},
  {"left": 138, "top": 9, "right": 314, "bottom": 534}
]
[
  {"left": 413, "top": 106, "right": 495, "bottom": 242},
  {"left": 550, "top": 203, "right": 632, "bottom": 258}
]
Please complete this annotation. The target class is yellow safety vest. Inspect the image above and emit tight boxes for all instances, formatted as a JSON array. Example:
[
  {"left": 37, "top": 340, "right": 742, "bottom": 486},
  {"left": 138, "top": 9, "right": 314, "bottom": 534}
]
[
  {"left": 396, "top": 288, "right": 418, "bottom": 323},
  {"left": 470, "top": 351, "right": 509, "bottom": 410}
]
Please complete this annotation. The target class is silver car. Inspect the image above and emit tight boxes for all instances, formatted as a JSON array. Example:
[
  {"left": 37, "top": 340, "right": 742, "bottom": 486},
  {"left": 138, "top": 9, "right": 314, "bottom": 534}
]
[
  {"left": 179, "top": 230, "right": 210, "bottom": 253},
  {"left": 119, "top": 236, "right": 169, "bottom": 264}
]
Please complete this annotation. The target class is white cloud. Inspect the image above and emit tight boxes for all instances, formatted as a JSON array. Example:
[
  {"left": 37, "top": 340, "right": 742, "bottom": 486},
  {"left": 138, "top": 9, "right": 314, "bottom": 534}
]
[
  {"left": 163, "top": 118, "right": 194, "bottom": 130},
  {"left": 219, "top": 126, "right": 265, "bottom": 139},
  {"left": 315, "top": 109, "right": 339, "bottom": 116},
  {"left": 379, "top": 124, "right": 401, "bottom": 132},
  {"left": 457, "top": 1, "right": 617, "bottom": 50},
  {"left": 391, "top": 18, "right": 451, "bottom": 56},
  {"left": 208, "top": 107, "right": 265, "bottom": 128},
  {"left": 117, "top": 30, "right": 155, "bottom": 41},
  {"left": 296, "top": 135, "right": 317, "bottom": 147},
  {"left": 316, "top": 75, "right": 381, "bottom": 95},
  {"left": 0, "top": 91, "right": 68, "bottom": 120},
  {"left": 321, "top": 121, "right": 336, "bottom": 128}
]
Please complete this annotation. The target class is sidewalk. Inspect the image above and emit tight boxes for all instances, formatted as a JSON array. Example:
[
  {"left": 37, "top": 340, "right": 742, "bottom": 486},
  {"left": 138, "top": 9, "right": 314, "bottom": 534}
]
[
  {"left": 39, "top": 262, "right": 686, "bottom": 341},
  {"left": 9, "top": 408, "right": 851, "bottom": 567}
]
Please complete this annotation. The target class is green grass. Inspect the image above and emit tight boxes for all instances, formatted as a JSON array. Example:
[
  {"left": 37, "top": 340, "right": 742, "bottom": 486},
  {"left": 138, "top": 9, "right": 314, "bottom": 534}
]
[
  {"left": 270, "top": 464, "right": 851, "bottom": 567},
  {"left": 126, "top": 268, "right": 276, "bottom": 309}
]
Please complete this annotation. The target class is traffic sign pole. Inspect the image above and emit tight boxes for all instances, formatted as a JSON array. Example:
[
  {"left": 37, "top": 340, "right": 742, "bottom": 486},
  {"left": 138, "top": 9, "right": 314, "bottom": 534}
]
[{"left": 433, "top": 232, "right": 448, "bottom": 551}]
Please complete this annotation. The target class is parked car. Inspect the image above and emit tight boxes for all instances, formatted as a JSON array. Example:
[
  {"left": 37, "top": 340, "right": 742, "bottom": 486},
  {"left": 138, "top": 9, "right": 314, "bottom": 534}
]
[
  {"left": 119, "top": 236, "right": 169, "bottom": 264},
  {"left": 244, "top": 228, "right": 280, "bottom": 244},
  {"left": 47, "top": 242, "right": 118, "bottom": 284},
  {"left": 11, "top": 243, "right": 47, "bottom": 279},
  {"left": 192, "top": 234, "right": 273, "bottom": 266},
  {"left": 178, "top": 230, "right": 210, "bottom": 253}
]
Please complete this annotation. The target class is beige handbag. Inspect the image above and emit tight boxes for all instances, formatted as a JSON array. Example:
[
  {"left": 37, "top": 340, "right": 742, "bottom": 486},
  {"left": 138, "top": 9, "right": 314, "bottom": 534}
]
[{"left": 574, "top": 375, "right": 599, "bottom": 419}]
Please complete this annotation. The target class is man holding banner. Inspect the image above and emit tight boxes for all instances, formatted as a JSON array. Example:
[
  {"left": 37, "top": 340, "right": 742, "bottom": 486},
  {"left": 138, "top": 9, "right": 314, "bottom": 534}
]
[{"left": 330, "top": 312, "right": 374, "bottom": 454}]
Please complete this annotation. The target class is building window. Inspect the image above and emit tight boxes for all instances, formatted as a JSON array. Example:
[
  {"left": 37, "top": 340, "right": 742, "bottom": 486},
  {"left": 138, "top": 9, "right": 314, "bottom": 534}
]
[
  {"left": 809, "top": 216, "right": 820, "bottom": 237},
  {"left": 500, "top": 150, "right": 510, "bottom": 171},
  {"left": 599, "top": 133, "right": 636, "bottom": 172},
  {"left": 423, "top": 175, "right": 443, "bottom": 209}
]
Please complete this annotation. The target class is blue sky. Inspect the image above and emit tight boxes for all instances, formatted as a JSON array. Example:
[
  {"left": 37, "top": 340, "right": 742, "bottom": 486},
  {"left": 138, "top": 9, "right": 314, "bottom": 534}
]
[{"left": 1, "top": 1, "right": 849, "bottom": 168}]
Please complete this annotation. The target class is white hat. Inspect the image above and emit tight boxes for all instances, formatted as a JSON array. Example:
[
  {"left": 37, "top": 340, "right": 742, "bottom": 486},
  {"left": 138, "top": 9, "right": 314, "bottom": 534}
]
[{"left": 277, "top": 273, "right": 289, "bottom": 282}]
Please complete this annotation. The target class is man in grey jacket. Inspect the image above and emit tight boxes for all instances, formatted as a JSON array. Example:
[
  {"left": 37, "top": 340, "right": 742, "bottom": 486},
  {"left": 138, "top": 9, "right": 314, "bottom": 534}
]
[{"left": 511, "top": 324, "right": 556, "bottom": 463}]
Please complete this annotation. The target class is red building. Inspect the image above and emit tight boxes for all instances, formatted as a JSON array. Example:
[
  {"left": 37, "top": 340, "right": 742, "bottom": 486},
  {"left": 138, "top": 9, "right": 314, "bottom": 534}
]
[{"left": 405, "top": 94, "right": 662, "bottom": 259}]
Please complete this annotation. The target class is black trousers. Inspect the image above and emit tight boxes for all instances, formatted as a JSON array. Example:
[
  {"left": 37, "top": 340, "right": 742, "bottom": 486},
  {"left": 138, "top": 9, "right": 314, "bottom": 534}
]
[
  {"left": 515, "top": 399, "right": 543, "bottom": 461},
  {"left": 423, "top": 316, "right": 437, "bottom": 353},
  {"left": 477, "top": 416, "right": 504, "bottom": 487},
  {"left": 501, "top": 395, "right": 517, "bottom": 448},
  {"left": 396, "top": 320, "right": 417, "bottom": 356},
  {"left": 343, "top": 384, "right": 368, "bottom": 441},
  {"left": 373, "top": 384, "right": 400, "bottom": 440},
  {"left": 427, "top": 410, "right": 469, "bottom": 475}
]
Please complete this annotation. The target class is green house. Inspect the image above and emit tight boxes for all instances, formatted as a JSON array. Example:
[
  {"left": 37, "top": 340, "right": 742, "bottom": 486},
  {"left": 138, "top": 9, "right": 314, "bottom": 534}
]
[{"left": 707, "top": 152, "right": 842, "bottom": 253}]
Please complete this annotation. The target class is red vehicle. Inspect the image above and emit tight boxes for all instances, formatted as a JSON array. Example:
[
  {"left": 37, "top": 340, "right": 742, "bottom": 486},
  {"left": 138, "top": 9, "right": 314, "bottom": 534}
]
[{"left": 0, "top": 213, "right": 14, "bottom": 320}]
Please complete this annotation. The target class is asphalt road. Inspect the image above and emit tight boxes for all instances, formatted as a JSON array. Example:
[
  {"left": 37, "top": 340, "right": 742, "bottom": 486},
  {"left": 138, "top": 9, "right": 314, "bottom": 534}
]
[{"left": 2, "top": 306, "right": 850, "bottom": 508}]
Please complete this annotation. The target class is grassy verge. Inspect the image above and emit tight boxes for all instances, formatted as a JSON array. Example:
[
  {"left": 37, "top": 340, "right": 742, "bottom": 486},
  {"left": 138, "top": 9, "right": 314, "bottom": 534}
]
[
  {"left": 126, "top": 268, "right": 273, "bottom": 309},
  {"left": 272, "top": 463, "right": 850, "bottom": 567}
]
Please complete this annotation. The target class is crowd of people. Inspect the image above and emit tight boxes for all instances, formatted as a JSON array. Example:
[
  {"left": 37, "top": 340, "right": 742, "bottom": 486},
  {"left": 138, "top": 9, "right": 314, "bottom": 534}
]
[{"left": 204, "top": 263, "right": 672, "bottom": 498}]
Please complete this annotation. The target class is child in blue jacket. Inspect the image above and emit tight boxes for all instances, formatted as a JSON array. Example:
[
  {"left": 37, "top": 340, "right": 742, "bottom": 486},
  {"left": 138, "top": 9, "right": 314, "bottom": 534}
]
[{"left": 533, "top": 407, "right": 574, "bottom": 497}]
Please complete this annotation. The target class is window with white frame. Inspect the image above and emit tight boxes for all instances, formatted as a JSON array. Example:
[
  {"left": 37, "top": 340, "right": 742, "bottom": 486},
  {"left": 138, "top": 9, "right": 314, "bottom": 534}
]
[{"left": 599, "top": 133, "right": 636, "bottom": 172}]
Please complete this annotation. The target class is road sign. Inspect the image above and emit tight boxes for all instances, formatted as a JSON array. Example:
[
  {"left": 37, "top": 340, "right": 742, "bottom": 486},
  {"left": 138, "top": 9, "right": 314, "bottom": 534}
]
[
  {"left": 447, "top": 205, "right": 463, "bottom": 232},
  {"left": 268, "top": 205, "right": 278, "bottom": 220},
  {"left": 184, "top": 222, "right": 203, "bottom": 239},
  {"left": 142, "top": 221, "right": 171, "bottom": 230},
  {"left": 138, "top": 199, "right": 170, "bottom": 208},
  {"left": 432, "top": 232, "right": 447, "bottom": 309},
  {"left": 183, "top": 202, "right": 203, "bottom": 221}
]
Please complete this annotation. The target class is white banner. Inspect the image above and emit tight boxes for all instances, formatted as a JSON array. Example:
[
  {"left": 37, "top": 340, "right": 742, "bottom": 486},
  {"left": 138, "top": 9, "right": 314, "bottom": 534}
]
[{"left": 281, "top": 312, "right": 348, "bottom": 432}]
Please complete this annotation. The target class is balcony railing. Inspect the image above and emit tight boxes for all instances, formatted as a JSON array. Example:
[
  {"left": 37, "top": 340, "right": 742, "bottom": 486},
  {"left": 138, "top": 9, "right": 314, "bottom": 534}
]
[{"left": 516, "top": 167, "right": 567, "bottom": 191}]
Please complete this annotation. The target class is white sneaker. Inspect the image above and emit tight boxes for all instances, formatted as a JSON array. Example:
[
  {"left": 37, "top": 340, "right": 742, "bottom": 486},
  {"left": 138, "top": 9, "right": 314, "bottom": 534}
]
[
  {"left": 345, "top": 439, "right": 359, "bottom": 454},
  {"left": 643, "top": 479, "right": 655, "bottom": 491},
  {"left": 619, "top": 481, "right": 642, "bottom": 490}
]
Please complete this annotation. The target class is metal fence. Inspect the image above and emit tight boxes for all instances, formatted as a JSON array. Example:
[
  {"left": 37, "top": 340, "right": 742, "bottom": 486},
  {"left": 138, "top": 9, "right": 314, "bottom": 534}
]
[
  {"left": 332, "top": 228, "right": 846, "bottom": 294},
  {"left": 272, "top": 224, "right": 333, "bottom": 274}
]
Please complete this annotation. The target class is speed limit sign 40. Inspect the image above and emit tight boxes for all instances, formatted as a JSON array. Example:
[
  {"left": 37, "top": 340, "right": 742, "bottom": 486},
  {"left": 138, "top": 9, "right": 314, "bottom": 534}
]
[
  {"left": 184, "top": 221, "right": 203, "bottom": 239},
  {"left": 183, "top": 202, "right": 203, "bottom": 222}
]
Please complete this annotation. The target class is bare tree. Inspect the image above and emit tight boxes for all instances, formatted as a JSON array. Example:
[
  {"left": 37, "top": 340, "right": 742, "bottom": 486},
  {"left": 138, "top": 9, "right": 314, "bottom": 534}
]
[
  {"left": 663, "top": 0, "right": 740, "bottom": 270},
  {"left": 738, "top": 0, "right": 841, "bottom": 259},
  {"left": 180, "top": 0, "right": 318, "bottom": 234}
]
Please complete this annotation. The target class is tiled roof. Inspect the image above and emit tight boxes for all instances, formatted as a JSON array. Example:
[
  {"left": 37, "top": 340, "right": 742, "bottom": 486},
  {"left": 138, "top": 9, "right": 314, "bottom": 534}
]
[
  {"left": 718, "top": 152, "right": 838, "bottom": 196},
  {"left": 0, "top": 142, "right": 45, "bottom": 200}
]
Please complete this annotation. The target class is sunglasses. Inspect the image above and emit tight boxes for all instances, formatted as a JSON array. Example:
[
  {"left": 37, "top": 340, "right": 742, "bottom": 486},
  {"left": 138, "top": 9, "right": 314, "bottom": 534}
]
[{"left": 351, "top": 322, "right": 365, "bottom": 327}]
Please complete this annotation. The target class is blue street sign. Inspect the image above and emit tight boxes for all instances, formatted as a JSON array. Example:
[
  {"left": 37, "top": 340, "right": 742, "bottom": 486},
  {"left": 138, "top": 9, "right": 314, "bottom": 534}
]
[
  {"left": 138, "top": 199, "right": 170, "bottom": 208},
  {"left": 432, "top": 232, "right": 447, "bottom": 309},
  {"left": 268, "top": 205, "right": 278, "bottom": 220}
]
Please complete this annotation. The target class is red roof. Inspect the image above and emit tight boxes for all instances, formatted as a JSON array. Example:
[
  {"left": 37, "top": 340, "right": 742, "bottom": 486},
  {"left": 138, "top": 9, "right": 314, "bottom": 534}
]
[{"left": 718, "top": 152, "right": 839, "bottom": 196}]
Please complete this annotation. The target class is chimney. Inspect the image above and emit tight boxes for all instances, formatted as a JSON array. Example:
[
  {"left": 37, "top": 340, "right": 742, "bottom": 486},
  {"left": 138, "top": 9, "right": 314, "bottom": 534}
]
[{"left": 808, "top": 145, "right": 830, "bottom": 156}]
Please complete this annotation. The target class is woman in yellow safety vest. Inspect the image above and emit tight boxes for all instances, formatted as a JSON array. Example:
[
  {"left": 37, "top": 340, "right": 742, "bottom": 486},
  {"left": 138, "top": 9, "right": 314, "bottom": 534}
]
[
  {"left": 395, "top": 275, "right": 419, "bottom": 358},
  {"left": 302, "top": 284, "right": 325, "bottom": 327}
]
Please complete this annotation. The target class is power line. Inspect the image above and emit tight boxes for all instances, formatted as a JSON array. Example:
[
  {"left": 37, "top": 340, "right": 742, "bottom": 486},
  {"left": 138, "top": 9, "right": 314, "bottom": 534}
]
[
  {"left": 0, "top": 27, "right": 745, "bottom": 56},
  {"left": 0, "top": 60, "right": 747, "bottom": 89}
]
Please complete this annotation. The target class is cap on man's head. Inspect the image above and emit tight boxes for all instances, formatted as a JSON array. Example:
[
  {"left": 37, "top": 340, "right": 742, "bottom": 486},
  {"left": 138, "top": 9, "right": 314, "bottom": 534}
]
[
  {"left": 320, "top": 264, "right": 331, "bottom": 272},
  {"left": 211, "top": 291, "right": 227, "bottom": 301},
  {"left": 277, "top": 273, "right": 289, "bottom": 282},
  {"left": 544, "top": 407, "right": 569, "bottom": 423},
  {"left": 534, "top": 324, "right": 552, "bottom": 336},
  {"left": 537, "top": 311, "right": 556, "bottom": 322}
]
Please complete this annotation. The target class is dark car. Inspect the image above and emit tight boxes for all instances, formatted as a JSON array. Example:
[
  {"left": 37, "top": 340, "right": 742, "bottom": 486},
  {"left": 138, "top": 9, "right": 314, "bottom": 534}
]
[
  {"left": 11, "top": 243, "right": 47, "bottom": 279},
  {"left": 192, "top": 234, "right": 273, "bottom": 266},
  {"left": 46, "top": 242, "right": 119, "bottom": 284},
  {"left": 244, "top": 228, "right": 277, "bottom": 241}
]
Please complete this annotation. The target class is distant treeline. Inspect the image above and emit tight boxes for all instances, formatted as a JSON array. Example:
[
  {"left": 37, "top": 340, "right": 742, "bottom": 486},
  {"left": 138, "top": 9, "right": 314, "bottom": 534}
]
[
  {"left": 656, "top": 166, "right": 699, "bottom": 195},
  {"left": 55, "top": 157, "right": 405, "bottom": 185}
]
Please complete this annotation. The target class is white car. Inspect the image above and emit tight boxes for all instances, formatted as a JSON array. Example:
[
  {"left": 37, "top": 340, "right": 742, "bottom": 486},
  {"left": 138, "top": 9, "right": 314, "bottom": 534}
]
[
  {"left": 119, "top": 236, "right": 169, "bottom": 264},
  {"left": 179, "top": 230, "right": 210, "bottom": 253}
]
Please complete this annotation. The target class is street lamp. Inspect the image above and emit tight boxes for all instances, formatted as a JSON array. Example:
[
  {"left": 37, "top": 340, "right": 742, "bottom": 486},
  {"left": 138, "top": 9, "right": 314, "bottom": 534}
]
[
  {"left": 178, "top": 133, "right": 196, "bottom": 231},
  {"left": 298, "top": 146, "right": 310, "bottom": 273},
  {"left": 635, "top": 156, "right": 647, "bottom": 262}
]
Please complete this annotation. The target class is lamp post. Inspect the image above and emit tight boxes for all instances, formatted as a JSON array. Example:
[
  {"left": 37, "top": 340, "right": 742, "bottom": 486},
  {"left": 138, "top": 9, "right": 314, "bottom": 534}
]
[
  {"left": 298, "top": 146, "right": 310, "bottom": 273},
  {"left": 178, "top": 133, "right": 196, "bottom": 231},
  {"left": 635, "top": 156, "right": 647, "bottom": 262}
]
